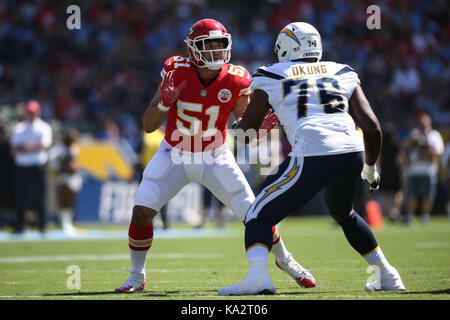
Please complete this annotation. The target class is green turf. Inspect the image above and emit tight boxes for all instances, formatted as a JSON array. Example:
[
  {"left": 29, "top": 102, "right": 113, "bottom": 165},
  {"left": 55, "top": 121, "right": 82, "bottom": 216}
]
[{"left": 0, "top": 216, "right": 449, "bottom": 300}]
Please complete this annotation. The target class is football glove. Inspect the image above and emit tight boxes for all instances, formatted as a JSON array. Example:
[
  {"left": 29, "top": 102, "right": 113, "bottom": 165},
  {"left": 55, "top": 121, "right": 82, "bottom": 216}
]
[
  {"left": 159, "top": 70, "right": 187, "bottom": 111},
  {"left": 361, "top": 163, "right": 380, "bottom": 194},
  {"left": 231, "top": 117, "right": 242, "bottom": 130},
  {"left": 256, "top": 109, "right": 279, "bottom": 140}
]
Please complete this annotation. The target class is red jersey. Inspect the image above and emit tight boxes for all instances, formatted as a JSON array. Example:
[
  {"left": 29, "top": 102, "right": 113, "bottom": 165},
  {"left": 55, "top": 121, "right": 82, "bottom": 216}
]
[{"left": 160, "top": 56, "right": 251, "bottom": 152}]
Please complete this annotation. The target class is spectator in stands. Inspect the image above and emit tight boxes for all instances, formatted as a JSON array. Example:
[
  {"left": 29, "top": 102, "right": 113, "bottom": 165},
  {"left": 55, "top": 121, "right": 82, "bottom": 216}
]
[
  {"left": 49, "top": 128, "right": 83, "bottom": 235},
  {"left": 0, "top": 124, "right": 15, "bottom": 228},
  {"left": 0, "top": 1, "right": 448, "bottom": 135},
  {"left": 379, "top": 123, "right": 405, "bottom": 221},
  {"left": 442, "top": 143, "right": 450, "bottom": 218},
  {"left": 10, "top": 101, "right": 52, "bottom": 234},
  {"left": 98, "top": 117, "right": 121, "bottom": 143},
  {"left": 0, "top": 1, "right": 448, "bottom": 224},
  {"left": 390, "top": 59, "right": 421, "bottom": 96},
  {"left": 401, "top": 111, "right": 445, "bottom": 226}
]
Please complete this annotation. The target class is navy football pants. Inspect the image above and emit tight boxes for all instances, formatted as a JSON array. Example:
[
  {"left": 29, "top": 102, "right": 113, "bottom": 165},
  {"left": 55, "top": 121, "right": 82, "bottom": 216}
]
[{"left": 244, "top": 152, "right": 365, "bottom": 251}]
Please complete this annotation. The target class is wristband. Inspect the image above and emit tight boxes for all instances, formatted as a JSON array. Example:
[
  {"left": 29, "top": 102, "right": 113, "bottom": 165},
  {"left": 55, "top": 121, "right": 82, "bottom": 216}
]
[
  {"left": 157, "top": 102, "right": 170, "bottom": 112},
  {"left": 361, "top": 163, "right": 376, "bottom": 183},
  {"left": 362, "top": 163, "right": 376, "bottom": 176}
]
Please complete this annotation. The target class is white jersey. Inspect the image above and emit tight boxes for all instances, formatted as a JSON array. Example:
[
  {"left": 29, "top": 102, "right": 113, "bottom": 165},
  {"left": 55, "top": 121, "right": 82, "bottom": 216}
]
[
  {"left": 407, "top": 128, "right": 444, "bottom": 176},
  {"left": 10, "top": 118, "right": 53, "bottom": 166},
  {"left": 251, "top": 61, "right": 364, "bottom": 157}
]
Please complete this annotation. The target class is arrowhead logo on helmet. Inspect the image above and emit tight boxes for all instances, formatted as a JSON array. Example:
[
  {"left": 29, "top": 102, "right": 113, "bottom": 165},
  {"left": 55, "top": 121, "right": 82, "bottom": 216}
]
[
  {"left": 185, "top": 18, "right": 232, "bottom": 70},
  {"left": 280, "top": 27, "right": 301, "bottom": 46}
]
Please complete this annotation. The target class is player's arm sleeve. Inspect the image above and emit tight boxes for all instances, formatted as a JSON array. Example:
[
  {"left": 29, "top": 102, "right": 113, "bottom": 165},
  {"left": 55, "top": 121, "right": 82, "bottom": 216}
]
[
  {"left": 236, "top": 68, "right": 275, "bottom": 133},
  {"left": 238, "top": 68, "right": 252, "bottom": 96},
  {"left": 239, "top": 86, "right": 251, "bottom": 96},
  {"left": 250, "top": 68, "right": 278, "bottom": 107},
  {"left": 250, "top": 76, "right": 267, "bottom": 93},
  {"left": 335, "top": 64, "right": 361, "bottom": 99}
]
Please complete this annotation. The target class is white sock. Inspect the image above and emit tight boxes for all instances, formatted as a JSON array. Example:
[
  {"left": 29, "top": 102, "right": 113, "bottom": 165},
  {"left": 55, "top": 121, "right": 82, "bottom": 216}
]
[
  {"left": 130, "top": 249, "right": 148, "bottom": 273},
  {"left": 271, "top": 237, "right": 291, "bottom": 262},
  {"left": 246, "top": 245, "right": 269, "bottom": 269},
  {"left": 60, "top": 209, "right": 73, "bottom": 226},
  {"left": 364, "top": 247, "right": 391, "bottom": 271}
]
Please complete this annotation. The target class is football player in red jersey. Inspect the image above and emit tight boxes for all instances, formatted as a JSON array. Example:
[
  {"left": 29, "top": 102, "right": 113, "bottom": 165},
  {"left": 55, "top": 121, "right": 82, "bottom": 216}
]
[{"left": 115, "top": 19, "right": 316, "bottom": 293}]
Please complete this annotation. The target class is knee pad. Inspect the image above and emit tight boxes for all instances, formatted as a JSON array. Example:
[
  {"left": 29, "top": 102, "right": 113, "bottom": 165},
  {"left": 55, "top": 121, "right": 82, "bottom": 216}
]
[
  {"left": 143, "top": 152, "right": 173, "bottom": 180},
  {"left": 230, "top": 190, "right": 254, "bottom": 221},
  {"left": 134, "top": 179, "right": 161, "bottom": 210}
]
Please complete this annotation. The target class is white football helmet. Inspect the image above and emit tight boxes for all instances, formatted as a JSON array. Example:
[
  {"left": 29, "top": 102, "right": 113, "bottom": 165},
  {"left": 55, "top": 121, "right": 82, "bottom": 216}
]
[{"left": 274, "top": 22, "right": 322, "bottom": 62}]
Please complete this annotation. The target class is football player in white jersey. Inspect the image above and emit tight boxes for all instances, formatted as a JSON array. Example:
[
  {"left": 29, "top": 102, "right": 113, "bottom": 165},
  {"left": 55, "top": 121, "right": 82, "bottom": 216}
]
[
  {"left": 115, "top": 19, "right": 316, "bottom": 293},
  {"left": 219, "top": 22, "right": 406, "bottom": 295}
]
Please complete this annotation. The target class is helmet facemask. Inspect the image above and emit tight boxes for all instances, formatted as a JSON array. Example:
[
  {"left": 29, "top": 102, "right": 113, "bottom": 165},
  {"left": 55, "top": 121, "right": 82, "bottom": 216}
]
[{"left": 186, "top": 32, "right": 232, "bottom": 70}]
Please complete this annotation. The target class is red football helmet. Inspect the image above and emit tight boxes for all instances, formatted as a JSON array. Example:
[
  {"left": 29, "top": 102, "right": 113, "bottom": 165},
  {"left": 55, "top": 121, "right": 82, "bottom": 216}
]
[{"left": 185, "top": 19, "right": 232, "bottom": 70}]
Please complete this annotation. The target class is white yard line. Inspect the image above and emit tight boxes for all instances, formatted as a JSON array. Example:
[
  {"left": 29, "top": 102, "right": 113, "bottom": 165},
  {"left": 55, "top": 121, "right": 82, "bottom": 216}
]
[
  {"left": 0, "top": 252, "right": 224, "bottom": 263},
  {"left": 0, "top": 228, "right": 239, "bottom": 243},
  {"left": 415, "top": 241, "right": 450, "bottom": 248}
]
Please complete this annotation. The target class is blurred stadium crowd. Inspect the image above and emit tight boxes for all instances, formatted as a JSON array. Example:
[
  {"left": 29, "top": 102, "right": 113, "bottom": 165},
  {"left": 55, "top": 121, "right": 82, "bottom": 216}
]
[{"left": 0, "top": 0, "right": 448, "bottom": 230}]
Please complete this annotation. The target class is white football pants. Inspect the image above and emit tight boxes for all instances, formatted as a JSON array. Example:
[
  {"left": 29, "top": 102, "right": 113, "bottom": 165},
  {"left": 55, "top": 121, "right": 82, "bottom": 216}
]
[{"left": 134, "top": 139, "right": 255, "bottom": 221}]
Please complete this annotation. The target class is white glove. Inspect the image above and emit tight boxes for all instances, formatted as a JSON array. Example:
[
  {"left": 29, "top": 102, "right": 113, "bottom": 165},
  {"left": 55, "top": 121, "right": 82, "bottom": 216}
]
[{"left": 361, "top": 163, "right": 380, "bottom": 194}]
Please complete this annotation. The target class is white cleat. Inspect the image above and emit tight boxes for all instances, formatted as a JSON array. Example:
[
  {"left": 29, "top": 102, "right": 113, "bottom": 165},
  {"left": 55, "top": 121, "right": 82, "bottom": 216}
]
[
  {"left": 115, "top": 270, "right": 146, "bottom": 292},
  {"left": 218, "top": 268, "right": 276, "bottom": 296},
  {"left": 365, "top": 266, "right": 406, "bottom": 291},
  {"left": 62, "top": 225, "right": 84, "bottom": 237},
  {"left": 275, "top": 254, "right": 316, "bottom": 288}
]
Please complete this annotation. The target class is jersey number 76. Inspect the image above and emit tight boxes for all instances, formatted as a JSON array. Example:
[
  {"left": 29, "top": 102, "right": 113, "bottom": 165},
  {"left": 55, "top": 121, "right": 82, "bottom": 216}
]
[{"left": 283, "top": 77, "right": 345, "bottom": 119}]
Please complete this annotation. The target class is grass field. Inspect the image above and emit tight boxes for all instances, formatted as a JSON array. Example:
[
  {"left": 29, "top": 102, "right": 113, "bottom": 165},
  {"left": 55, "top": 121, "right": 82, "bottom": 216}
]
[{"left": 0, "top": 215, "right": 449, "bottom": 301}]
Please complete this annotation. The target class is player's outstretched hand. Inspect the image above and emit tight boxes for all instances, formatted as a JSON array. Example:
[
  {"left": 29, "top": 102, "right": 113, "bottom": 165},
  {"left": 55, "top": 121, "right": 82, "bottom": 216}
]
[
  {"left": 257, "top": 109, "right": 279, "bottom": 140},
  {"left": 361, "top": 163, "right": 380, "bottom": 194},
  {"left": 160, "top": 70, "right": 187, "bottom": 108}
]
